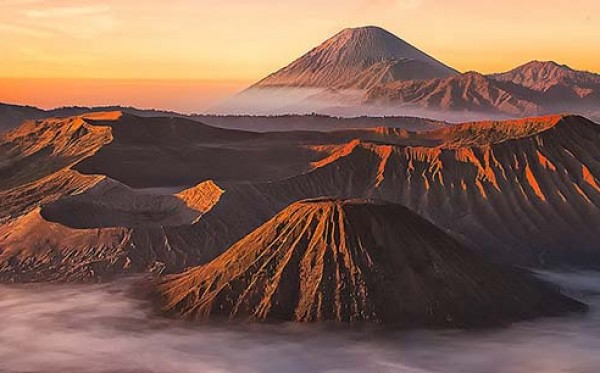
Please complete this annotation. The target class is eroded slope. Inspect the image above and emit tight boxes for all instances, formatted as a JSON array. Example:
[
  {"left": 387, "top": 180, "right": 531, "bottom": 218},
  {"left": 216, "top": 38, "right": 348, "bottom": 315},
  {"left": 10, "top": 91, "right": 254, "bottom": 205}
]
[
  {"left": 0, "top": 113, "right": 599, "bottom": 282},
  {"left": 157, "top": 199, "right": 584, "bottom": 327},
  {"left": 190, "top": 115, "right": 600, "bottom": 267}
]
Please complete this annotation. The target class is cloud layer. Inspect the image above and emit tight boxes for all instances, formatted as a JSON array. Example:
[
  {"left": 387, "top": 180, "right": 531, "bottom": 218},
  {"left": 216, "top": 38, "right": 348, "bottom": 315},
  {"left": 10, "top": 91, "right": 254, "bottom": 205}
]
[{"left": 0, "top": 272, "right": 598, "bottom": 373}]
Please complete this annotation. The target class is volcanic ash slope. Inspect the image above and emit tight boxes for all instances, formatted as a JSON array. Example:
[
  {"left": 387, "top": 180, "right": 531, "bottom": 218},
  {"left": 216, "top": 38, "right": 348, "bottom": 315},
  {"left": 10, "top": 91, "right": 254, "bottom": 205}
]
[{"left": 156, "top": 199, "right": 585, "bottom": 328}]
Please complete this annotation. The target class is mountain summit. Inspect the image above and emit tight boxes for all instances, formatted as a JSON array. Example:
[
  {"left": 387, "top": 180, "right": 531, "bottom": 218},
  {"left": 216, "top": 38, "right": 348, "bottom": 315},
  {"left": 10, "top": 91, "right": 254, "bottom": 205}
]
[
  {"left": 254, "top": 26, "right": 458, "bottom": 90},
  {"left": 213, "top": 26, "right": 460, "bottom": 114},
  {"left": 156, "top": 199, "right": 584, "bottom": 327},
  {"left": 213, "top": 28, "right": 598, "bottom": 120},
  {"left": 490, "top": 60, "right": 600, "bottom": 95}
]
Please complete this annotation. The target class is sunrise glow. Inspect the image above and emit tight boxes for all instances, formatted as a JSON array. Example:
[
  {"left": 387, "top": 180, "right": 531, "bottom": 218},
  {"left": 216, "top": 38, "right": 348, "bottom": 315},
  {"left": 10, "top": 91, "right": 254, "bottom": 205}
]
[{"left": 1, "top": 0, "right": 598, "bottom": 111}]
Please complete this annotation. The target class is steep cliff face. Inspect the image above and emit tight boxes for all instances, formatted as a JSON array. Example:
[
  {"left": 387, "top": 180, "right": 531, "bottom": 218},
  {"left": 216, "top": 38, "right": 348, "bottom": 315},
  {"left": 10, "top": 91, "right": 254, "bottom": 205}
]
[
  {"left": 190, "top": 115, "right": 600, "bottom": 267},
  {"left": 0, "top": 112, "right": 118, "bottom": 221},
  {"left": 0, "top": 112, "right": 115, "bottom": 191},
  {"left": 157, "top": 199, "right": 584, "bottom": 327}
]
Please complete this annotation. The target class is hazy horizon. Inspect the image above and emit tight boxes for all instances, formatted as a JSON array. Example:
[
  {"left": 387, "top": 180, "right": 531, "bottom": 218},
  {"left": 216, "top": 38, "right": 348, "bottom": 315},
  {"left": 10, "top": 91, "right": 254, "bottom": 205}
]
[
  {"left": 1, "top": 0, "right": 598, "bottom": 112},
  {"left": 0, "top": 78, "right": 249, "bottom": 113}
]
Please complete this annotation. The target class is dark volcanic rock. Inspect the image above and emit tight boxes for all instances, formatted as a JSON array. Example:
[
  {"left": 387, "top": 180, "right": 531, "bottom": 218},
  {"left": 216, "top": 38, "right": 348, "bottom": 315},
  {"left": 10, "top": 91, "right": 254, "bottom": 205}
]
[{"left": 156, "top": 199, "right": 585, "bottom": 328}]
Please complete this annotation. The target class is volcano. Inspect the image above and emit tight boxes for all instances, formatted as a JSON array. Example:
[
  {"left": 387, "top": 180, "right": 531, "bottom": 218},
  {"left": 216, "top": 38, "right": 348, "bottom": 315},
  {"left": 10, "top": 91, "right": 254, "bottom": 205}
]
[
  {"left": 156, "top": 199, "right": 584, "bottom": 327},
  {"left": 171, "top": 115, "right": 600, "bottom": 269},
  {"left": 0, "top": 111, "right": 447, "bottom": 281},
  {"left": 254, "top": 26, "right": 457, "bottom": 90},
  {"left": 215, "top": 26, "right": 458, "bottom": 114},
  {"left": 1, "top": 113, "right": 599, "bottom": 282},
  {"left": 214, "top": 28, "right": 599, "bottom": 120}
]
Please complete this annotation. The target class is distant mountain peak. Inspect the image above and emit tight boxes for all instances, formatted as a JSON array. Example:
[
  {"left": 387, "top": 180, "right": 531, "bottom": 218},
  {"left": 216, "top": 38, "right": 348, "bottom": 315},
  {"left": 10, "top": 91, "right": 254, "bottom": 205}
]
[
  {"left": 490, "top": 60, "right": 600, "bottom": 94},
  {"left": 507, "top": 60, "right": 577, "bottom": 77},
  {"left": 341, "top": 25, "right": 388, "bottom": 32},
  {"left": 365, "top": 71, "right": 542, "bottom": 117},
  {"left": 251, "top": 25, "right": 458, "bottom": 90},
  {"left": 522, "top": 60, "right": 568, "bottom": 67},
  {"left": 331, "top": 25, "right": 409, "bottom": 53}
]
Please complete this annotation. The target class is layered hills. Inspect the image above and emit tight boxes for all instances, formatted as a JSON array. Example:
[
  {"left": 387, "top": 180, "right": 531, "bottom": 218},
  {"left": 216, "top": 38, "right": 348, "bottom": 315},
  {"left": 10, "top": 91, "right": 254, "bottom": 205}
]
[
  {"left": 366, "top": 62, "right": 600, "bottom": 121},
  {"left": 0, "top": 102, "right": 184, "bottom": 134},
  {"left": 365, "top": 72, "right": 542, "bottom": 117},
  {"left": 187, "top": 115, "right": 600, "bottom": 268},
  {"left": 0, "top": 111, "right": 446, "bottom": 281},
  {"left": 0, "top": 101, "right": 448, "bottom": 134},
  {"left": 3, "top": 57, "right": 597, "bottom": 131},
  {"left": 0, "top": 112, "right": 599, "bottom": 282},
  {"left": 214, "top": 26, "right": 598, "bottom": 120},
  {"left": 156, "top": 199, "right": 584, "bottom": 327},
  {"left": 491, "top": 60, "right": 600, "bottom": 96}
]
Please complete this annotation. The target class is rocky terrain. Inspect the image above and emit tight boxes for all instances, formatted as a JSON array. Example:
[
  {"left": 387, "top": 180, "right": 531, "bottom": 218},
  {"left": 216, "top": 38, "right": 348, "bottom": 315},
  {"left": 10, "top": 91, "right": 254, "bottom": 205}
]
[
  {"left": 0, "top": 112, "right": 599, "bottom": 283},
  {"left": 367, "top": 61, "right": 600, "bottom": 121},
  {"left": 156, "top": 199, "right": 584, "bottom": 327},
  {"left": 189, "top": 115, "right": 600, "bottom": 268},
  {"left": 0, "top": 111, "right": 449, "bottom": 281}
]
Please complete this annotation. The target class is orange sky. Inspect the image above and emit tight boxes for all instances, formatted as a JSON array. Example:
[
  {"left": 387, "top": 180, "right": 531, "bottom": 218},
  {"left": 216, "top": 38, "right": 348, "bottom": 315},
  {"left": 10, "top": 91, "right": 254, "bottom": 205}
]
[{"left": 0, "top": 0, "right": 598, "bottom": 112}]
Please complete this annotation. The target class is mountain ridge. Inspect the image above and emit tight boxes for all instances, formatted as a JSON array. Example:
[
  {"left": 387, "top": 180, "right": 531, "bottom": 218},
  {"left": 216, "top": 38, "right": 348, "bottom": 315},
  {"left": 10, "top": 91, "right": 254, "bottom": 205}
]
[
  {"left": 156, "top": 198, "right": 585, "bottom": 327},
  {"left": 365, "top": 71, "right": 542, "bottom": 117},
  {"left": 0, "top": 113, "right": 599, "bottom": 282},
  {"left": 215, "top": 27, "right": 599, "bottom": 120},
  {"left": 490, "top": 60, "right": 600, "bottom": 94},
  {"left": 184, "top": 114, "right": 600, "bottom": 268}
]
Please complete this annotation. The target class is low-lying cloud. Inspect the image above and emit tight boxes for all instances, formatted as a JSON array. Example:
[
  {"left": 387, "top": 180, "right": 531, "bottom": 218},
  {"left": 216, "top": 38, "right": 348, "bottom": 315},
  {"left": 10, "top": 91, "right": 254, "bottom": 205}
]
[
  {"left": 210, "top": 87, "right": 521, "bottom": 124},
  {"left": 0, "top": 272, "right": 598, "bottom": 373}
]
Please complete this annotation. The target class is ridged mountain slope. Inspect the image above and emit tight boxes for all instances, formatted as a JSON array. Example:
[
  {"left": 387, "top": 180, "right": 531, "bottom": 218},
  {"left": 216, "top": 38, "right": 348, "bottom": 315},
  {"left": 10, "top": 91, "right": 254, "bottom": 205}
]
[
  {"left": 0, "top": 112, "right": 447, "bottom": 281},
  {"left": 254, "top": 26, "right": 457, "bottom": 90},
  {"left": 1, "top": 114, "right": 599, "bottom": 281},
  {"left": 187, "top": 115, "right": 600, "bottom": 268},
  {"left": 490, "top": 61, "right": 600, "bottom": 95},
  {"left": 365, "top": 72, "right": 542, "bottom": 117},
  {"left": 157, "top": 199, "right": 584, "bottom": 327}
]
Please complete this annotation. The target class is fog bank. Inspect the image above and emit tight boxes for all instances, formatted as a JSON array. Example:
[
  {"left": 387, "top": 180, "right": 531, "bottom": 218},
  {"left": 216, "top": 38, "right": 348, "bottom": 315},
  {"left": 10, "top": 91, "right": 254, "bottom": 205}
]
[{"left": 0, "top": 272, "right": 598, "bottom": 373}]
